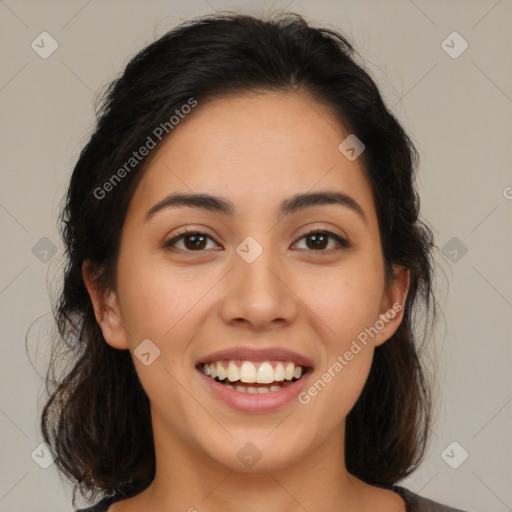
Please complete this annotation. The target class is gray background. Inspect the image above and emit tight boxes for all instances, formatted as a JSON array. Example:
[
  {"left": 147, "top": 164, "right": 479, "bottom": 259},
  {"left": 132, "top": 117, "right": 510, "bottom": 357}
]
[{"left": 1, "top": 0, "right": 511, "bottom": 511}]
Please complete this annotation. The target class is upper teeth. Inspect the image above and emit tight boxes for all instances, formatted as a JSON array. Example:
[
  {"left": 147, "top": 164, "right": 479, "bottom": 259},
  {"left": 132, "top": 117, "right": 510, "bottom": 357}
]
[{"left": 202, "top": 360, "right": 303, "bottom": 383}]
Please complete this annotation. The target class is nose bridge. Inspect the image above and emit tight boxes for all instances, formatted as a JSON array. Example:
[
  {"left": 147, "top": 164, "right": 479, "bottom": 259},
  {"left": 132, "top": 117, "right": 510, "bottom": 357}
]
[
  {"left": 235, "top": 236, "right": 284, "bottom": 301},
  {"left": 220, "top": 235, "right": 298, "bottom": 328}
]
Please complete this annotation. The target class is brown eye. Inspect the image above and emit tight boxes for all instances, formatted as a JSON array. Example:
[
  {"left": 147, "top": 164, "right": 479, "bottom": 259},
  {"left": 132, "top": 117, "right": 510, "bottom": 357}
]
[
  {"left": 293, "top": 230, "right": 349, "bottom": 252},
  {"left": 182, "top": 233, "right": 208, "bottom": 250},
  {"left": 164, "top": 228, "right": 349, "bottom": 254},
  {"left": 164, "top": 230, "right": 219, "bottom": 252}
]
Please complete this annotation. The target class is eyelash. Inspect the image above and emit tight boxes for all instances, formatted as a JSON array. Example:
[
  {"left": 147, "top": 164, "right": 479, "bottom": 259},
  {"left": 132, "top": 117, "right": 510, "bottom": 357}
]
[{"left": 163, "top": 228, "right": 350, "bottom": 254}]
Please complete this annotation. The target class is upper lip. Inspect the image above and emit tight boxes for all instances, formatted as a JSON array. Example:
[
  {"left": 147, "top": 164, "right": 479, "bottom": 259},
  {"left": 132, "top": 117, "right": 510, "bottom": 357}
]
[{"left": 197, "top": 347, "right": 314, "bottom": 368}]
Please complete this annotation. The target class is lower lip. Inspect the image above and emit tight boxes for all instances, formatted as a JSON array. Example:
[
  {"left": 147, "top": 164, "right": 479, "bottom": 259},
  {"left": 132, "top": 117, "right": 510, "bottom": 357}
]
[{"left": 197, "top": 367, "right": 312, "bottom": 413}]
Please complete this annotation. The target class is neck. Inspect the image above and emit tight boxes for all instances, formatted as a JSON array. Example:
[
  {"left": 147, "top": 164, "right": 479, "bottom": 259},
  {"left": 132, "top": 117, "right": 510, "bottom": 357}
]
[{"left": 142, "top": 412, "right": 367, "bottom": 512}]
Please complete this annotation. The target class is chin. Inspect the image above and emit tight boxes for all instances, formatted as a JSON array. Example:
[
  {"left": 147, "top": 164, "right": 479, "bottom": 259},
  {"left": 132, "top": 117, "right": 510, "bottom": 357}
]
[{"left": 200, "top": 434, "right": 307, "bottom": 474}]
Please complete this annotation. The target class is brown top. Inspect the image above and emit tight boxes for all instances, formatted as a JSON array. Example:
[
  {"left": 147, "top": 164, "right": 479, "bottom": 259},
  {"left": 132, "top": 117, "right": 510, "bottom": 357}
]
[{"left": 75, "top": 485, "right": 470, "bottom": 511}]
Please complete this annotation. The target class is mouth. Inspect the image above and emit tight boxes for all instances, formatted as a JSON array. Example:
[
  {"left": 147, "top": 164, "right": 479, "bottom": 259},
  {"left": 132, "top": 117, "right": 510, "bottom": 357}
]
[
  {"left": 195, "top": 347, "right": 314, "bottom": 412},
  {"left": 197, "top": 360, "right": 308, "bottom": 394}
]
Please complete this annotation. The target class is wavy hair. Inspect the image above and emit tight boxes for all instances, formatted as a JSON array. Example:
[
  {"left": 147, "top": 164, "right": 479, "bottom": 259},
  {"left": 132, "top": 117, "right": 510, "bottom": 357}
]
[{"left": 40, "top": 11, "right": 437, "bottom": 506}]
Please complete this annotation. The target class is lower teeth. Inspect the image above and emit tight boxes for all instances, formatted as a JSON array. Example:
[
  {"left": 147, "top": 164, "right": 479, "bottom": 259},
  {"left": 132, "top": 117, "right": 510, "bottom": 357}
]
[{"left": 215, "top": 378, "right": 297, "bottom": 393}]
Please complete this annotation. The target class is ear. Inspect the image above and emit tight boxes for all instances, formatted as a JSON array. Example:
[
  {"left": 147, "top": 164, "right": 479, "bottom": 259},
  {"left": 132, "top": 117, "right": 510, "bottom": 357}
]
[
  {"left": 81, "top": 259, "right": 129, "bottom": 350},
  {"left": 373, "top": 264, "right": 410, "bottom": 347}
]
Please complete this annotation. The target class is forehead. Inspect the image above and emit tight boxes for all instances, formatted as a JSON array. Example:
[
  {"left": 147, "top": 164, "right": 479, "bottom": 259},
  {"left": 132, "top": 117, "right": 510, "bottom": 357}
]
[{"left": 128, "top": 91, "right": 376, "bottom": 223}]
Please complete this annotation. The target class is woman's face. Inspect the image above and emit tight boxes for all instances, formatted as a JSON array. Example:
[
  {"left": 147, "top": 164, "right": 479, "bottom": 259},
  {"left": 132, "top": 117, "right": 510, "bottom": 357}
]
[{"left": 85, "top": 91, "right": 408, "bottom": 473}]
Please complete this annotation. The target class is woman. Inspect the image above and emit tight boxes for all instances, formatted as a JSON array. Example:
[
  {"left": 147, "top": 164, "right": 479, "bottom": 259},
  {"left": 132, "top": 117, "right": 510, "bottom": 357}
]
[{"left": 41, "top": 11, "right": 471, "bottom": 512}]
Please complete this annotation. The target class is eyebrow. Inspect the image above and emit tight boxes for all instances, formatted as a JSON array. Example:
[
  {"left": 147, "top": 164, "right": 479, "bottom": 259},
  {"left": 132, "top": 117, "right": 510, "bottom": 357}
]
[{"left": 144, "top": 190, "right": 368, "bottom": 224}]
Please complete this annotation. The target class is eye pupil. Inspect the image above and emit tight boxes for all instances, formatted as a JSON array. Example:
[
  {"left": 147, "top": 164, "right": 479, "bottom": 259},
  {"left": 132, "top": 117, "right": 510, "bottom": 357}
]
[
  {"left": 185, "top": 233, "right": 207, "bottom": 250},
  {"left": 307, "top": 233, "right": 328, "bottom": 250}
]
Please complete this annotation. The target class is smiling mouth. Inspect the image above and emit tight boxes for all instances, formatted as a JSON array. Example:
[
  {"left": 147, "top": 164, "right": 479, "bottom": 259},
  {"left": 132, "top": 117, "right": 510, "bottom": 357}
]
[{"left": 198, "top": 360, "right": 307, "bottom": 394}]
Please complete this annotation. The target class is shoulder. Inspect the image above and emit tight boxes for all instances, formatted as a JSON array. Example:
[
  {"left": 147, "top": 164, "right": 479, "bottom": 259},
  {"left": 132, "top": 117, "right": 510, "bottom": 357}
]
[
  {"left": 74, "top": 495, "right": 117, "bottom": 512},
  {"left": 392, "top": 485, "right": 471, "bottom": 512},
  {"left": 77, "top": 486, "right": 474, "bottom": 512}
]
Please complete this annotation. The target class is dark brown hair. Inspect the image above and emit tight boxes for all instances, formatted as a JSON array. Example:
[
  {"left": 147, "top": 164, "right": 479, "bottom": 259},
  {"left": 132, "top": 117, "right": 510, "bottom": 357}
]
[{"left": 40, "top": 11, "right": 437, "bottom": 506}]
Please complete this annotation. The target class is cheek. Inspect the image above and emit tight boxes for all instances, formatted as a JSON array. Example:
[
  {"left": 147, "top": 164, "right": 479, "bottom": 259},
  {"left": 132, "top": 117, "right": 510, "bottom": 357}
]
[
  {"left": 301, "top": 265, "right": 384, "bottom": 343},
  {"left": 116, "top": 261, "right": 207, "bottom": 427},
  {"left": 297, "top": 321, "right": 375, "bottom": 440},
  {"left": 296, "top": 265, "right": 382, "bottom": 407},
  {"left": 117, "top": 255, "right": 208, "bottom": 341}
]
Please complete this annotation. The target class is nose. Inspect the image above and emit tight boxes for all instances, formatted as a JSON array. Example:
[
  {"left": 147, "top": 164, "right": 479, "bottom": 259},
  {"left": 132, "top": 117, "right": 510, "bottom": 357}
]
[{"left": 218, "top": 243, "right": 299, "bottom": 331}]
